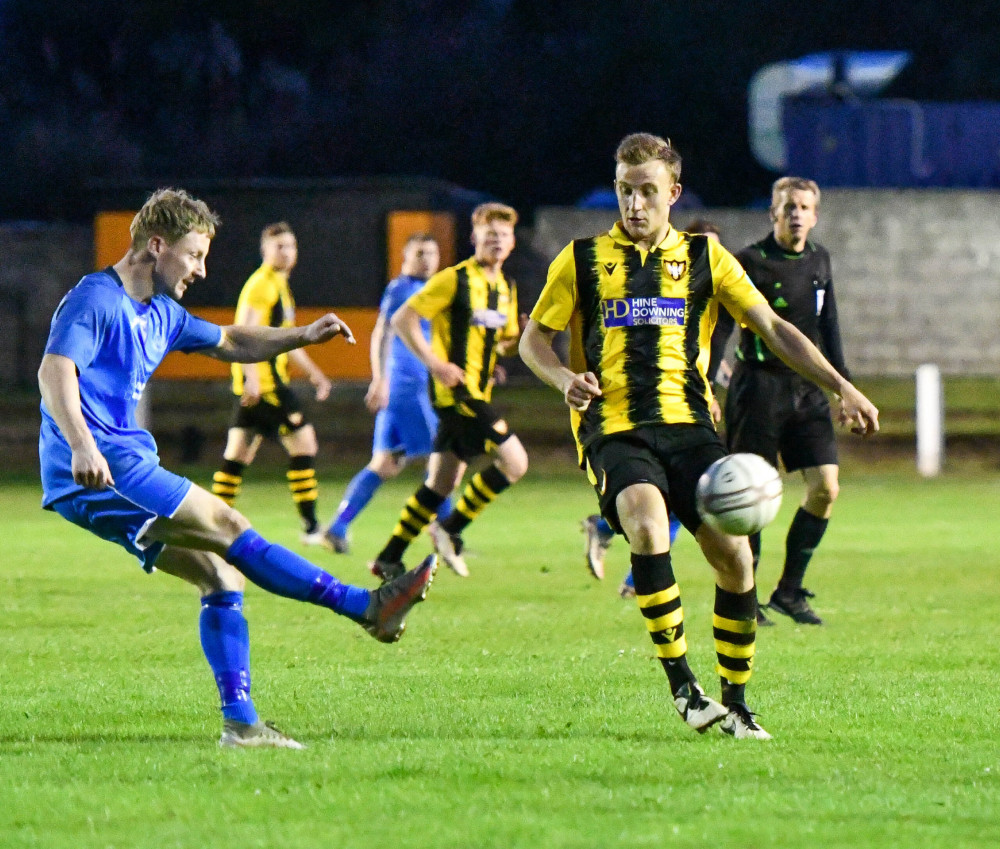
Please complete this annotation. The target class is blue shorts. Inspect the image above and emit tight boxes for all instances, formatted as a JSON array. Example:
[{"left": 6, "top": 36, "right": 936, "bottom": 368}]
[
  {"left": 372, "top": 393, "right": 438, "bottom": 459},
  {"left": 49, "top": 461, "right": 192, "bottom": 572}
]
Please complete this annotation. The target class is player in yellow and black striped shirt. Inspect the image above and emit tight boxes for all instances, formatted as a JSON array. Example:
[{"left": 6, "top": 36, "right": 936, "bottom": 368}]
[
  {"left": 369, "top": 203, "right": 526, "bottom": 580},
  {"left": 521, "top": 133, "right": 879, "bottom": 740},
  {"left": 211, "top": 222, "right": 332, "bottom": 544}
]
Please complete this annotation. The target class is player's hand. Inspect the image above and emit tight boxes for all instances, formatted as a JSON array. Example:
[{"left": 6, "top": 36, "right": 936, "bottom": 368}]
[
  {"left": 710, "top": 397, "right": 723, "bottom": 424},
  {"left": 311, "top": 372, "right": 332, "bottom": 402},
  {"left": 432, "top": 360, "right": 466, "bottom": 388},
  {"left": 564, "top": 372, "right": 601, "bottom": 412},
  {"left": 493, "top": 364, "right": 508, "bottom": 385},
  {"left": 837, "top": 383, "right": 879, "bottom": 436},
  {"left": 365, "top": 378, "right": 389, "bottom": 413},
  {"left": 307, "top": 313, "right": 356, "bottom": 345},
  {"left": 241, "top": 372, "right": 261, "bottom": 407},
  {"left": 72, "top": 443, "right": 115, "bottom": 490}
]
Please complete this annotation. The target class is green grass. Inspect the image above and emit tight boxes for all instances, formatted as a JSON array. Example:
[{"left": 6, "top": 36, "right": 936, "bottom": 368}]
[{"left": 2, "top": 462, "right": 999, "bottom": 848}]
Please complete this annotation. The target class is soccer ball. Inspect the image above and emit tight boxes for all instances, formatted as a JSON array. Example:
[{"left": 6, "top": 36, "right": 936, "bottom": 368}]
[{"left": 696, "top": 453, "right": 783, "bottom": 536}]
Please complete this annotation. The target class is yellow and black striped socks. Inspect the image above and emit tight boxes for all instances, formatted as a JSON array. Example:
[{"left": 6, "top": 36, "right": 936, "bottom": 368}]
[
  {"left": 632, "top": 552, "right": 696, "bottom": 694},
  {"left": 378, "top": 484, "right": 446, "bottom": 563},
  {"left": 287, "top": 455, "right": 319, "bottom": 533},
  {"left": 212, "top": 459, "right": 245, "bottom": 505},
  {"left": 713, "top": 586, "right": 757, "bottom": 705},
  {"left": 440, "top": 465, "right": 511, "bottom": 536}
]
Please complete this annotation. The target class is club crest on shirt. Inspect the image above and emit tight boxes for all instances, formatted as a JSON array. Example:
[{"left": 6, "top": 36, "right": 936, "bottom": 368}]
[
  {"left": 664, "top": 260, "right": 687, "bottom": 280},
  {"left": 601, "top": 297, "right": 686, "bottom": 328}
]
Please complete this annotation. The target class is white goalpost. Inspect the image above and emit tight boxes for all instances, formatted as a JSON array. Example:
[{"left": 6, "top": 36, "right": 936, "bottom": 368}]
[{"left": 915, "top": 363, "right": 943, "bottom": 477}]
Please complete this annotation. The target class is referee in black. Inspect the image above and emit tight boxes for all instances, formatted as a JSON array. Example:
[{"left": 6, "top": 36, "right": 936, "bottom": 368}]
[{"left": 710, "top": 177, "right": 850, "bottom": 626}]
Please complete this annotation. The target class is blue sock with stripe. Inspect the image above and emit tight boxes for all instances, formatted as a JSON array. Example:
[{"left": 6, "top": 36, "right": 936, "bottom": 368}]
[
  {"left": 332, "top": 468, "right": 383, "bottom": 537},
  {"left": 226, "top": 529, "right": 370, "bottom": 618},
  {"left": 200, "top": 591, "right": 257, "bottom": 725}
]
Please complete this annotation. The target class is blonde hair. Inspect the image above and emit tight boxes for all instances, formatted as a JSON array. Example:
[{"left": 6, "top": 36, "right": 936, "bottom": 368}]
[
  {"left": 615, "top": 133, "right": 682, "bottom": 183},
  {"left": 471, "top": 202, "right": 518, "bottom": 228},
  {"left": 130, "top": 188, "right": 220, "bottom": 246},
  {"left": 771, "top": 176, "right": 821, "bottom": 213}
]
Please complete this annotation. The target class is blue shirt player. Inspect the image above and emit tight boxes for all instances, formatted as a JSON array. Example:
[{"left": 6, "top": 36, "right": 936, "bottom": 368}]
[
  {"left": 38, "top": 188, "right": 437, "bottom": 749},
  {"left": 324, "top": 234, "right": 451, "bottom": 553}
]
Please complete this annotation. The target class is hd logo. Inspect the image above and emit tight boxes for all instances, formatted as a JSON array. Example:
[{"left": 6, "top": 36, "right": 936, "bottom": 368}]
[{"left": 601, "top": 297, "right": 686, "bottom": 328}]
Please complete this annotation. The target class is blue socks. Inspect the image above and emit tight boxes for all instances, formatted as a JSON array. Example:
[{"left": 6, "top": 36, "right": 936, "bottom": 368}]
[
  {"left": 226, "top": 529, "right": 370, "bottom": 619},
  {"left": 200, "top": 591, "right": 258, "bottom": 725},
  {"left": 332, "top": 469, "right": 454, "bottom": 537},
  {"left": 596, "top": 516, "right": 613, "bottom": 537},
  {"left": 332, "top": 468, "right": 383, "bottom": 537}
]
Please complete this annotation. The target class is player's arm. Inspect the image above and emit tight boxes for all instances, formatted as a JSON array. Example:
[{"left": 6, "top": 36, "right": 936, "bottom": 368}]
[
  {"left": 743, "top": 302, "right": 878, "bottom": 435},
  {"left": 207, "top": 313, "right": 355, "bottom": 364},
  {"left": 37, "top": 353, "right": 115, "bottom": 489},
  {"left": 391, "top": 304, "right": 464, "bottom": 388},
  {"left": 817, "top": 279, "right": 851, "bottom": 381},
  {"left": 519, "top": 319, "right": 601, "bottom": 412},
  {"left": 364, "top": 309, "right": 391, "bottom": 412},
  {"left": 287, "top": 347, "right": 332, "bottom": 401}
]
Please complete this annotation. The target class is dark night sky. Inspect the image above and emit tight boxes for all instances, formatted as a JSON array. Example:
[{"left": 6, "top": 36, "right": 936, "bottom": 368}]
[{"left": 1, "top": 0, "right": 997, "bottom": 220}]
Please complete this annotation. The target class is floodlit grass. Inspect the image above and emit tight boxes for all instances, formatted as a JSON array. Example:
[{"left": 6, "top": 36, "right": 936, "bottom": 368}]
[{"left": 2, "top": 461, "right": 999, "bottom": 848}]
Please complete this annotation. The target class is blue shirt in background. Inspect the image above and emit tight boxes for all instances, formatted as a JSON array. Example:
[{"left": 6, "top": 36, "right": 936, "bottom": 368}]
[{"left": 380, "top": 275, "right": 432, "bottom": 398}]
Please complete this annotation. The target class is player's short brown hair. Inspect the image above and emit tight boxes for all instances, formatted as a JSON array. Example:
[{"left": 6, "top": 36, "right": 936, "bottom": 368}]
[
  {"left": 260, "top": 221, "right": 295, "bottom": 246},
  {"left": 771, "top": 177, "right": 821, "bottom": 212},
  {"left": 471, "top": 202, "right": 518, "bottom": 229},
  {"left": 404, "top": 231, "right": 437, "bottom": 249},
  {"left": 130, "top": 188, "right": 220, "bottom": 246},
  {"left": 685, "top": 218, "right": 721, "bottom": 238},
  {"left": 615, "top": 133, "right": 682, "bottom": 183}
]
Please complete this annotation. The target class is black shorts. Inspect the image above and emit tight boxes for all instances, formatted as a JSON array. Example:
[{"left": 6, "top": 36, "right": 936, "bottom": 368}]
[
  {"left": 724, "top": 364, "right": 838, "bottom": 472},
  {"left": 433, "top": 400, "right": 513, "bottom": 463},
  {"left": 229, "top": 385, "right": 310, "bottom": 439},
  {"left": 583, "top": 423, "right": 725, "bottom": 536}
]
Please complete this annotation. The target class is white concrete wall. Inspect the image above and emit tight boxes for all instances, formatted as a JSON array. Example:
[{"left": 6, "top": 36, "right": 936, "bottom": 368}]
[{"left": 530, "top": 190, "right": 1000, "bottom": 377}]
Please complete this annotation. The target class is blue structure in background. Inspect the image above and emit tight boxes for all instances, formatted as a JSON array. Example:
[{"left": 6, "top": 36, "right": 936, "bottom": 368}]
[
  {"left": 750, "top": 51, "right": 1000, "bottom": 189},
  {"left": 783, "top": 98, "right": 1000, "bottom": 188}
]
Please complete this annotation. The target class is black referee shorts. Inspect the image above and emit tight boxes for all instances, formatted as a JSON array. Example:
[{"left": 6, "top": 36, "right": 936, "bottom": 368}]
[{"left": 724, "top": 364, "right": 838, "bottom": 472}]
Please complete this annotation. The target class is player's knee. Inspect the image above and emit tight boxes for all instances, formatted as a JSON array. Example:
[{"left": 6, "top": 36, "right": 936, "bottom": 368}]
[
  {"left": 810, "top": 480, "right": 838, "bottom": 510},
  {"left": 210, "top": 500, "right": 252, "bottom": 543}
]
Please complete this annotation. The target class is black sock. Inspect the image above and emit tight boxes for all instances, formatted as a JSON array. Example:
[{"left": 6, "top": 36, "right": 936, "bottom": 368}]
[{"left": 779, "top": 508, "right": 828, "bottom": 592}]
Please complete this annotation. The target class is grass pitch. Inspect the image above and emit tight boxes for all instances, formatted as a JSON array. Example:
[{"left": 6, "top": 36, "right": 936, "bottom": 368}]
[{"left": 2, "top": 460, "right": 999, "bottom": 848}]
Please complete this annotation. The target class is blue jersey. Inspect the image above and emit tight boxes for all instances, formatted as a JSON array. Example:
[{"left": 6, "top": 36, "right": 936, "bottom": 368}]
[
  {"left": 380, "top": 275, "right": 431, "bottom": 398},
  {"left": 39, "top": 268, "right": 222, "bottom": 506}
]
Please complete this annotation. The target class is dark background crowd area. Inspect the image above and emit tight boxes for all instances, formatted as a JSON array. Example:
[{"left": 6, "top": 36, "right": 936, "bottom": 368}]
[{"left": 1, "top": 0, "right": 998, "bottom": 223}]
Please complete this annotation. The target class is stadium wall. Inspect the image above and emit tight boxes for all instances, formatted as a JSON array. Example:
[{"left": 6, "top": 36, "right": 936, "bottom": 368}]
[
  {"left": 530, "top": 189, "right": 1000, "bottom": 377},
  {"left": 3, "top": 188, "right": 1000, "bottom": 389}
]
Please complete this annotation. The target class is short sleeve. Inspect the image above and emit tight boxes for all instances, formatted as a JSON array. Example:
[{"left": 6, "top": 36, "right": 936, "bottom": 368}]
[
  {"left": 44, "top": 282, "right": 112, "bottom": 371},
  {"left": 170, "top": 311, "right": 223, "bottom": 353},
  {"left": 711, "top": 241, "right": 766, "bottom": 324},
  {"left": 379, "top": 279, "right": 406, "bottom": 319},
  {"left": 235, "top": 271, "right": 277, "bottom": 323},
  {"left": 407, "top": 268, "right": 458, "bottom": 319},
  {"left": 530, "top": 243, "right": 577, "bottom": 331}
]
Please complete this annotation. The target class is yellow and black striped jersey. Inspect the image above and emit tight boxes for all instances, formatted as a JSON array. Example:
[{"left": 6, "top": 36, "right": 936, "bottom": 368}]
[
  {"left": 406, "top": 257, "right": 519, "bottom": 407},
  {"left": 230, "top": 264, "right": 296, "bottom": 396},
  {"left": 531, "top": 222, "right": 766, "bottom": 458}
]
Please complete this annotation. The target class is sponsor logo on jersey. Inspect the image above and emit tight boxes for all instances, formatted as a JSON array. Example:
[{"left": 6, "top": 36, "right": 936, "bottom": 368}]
[
  {"left": 470, "top": 308, "right": 508, "bottom": 329},
  {"left": 601, "top": 297, "right": 686, "bottom": 328}
]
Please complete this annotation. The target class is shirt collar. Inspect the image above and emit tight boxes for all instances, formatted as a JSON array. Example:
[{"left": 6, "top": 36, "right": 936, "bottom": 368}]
[{"left": 609, "top": 221, "right": 683, "bottom": 253}]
